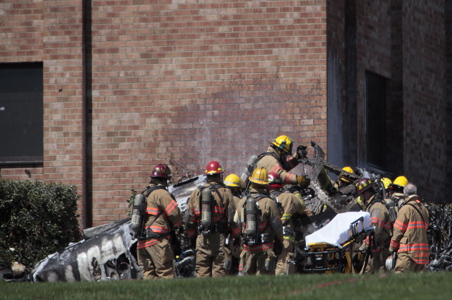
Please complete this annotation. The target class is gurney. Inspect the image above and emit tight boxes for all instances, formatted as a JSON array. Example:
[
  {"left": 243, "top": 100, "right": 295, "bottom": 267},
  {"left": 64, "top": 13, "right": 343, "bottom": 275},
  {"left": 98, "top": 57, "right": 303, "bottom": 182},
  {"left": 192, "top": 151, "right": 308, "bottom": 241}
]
[{"left": 300, "top": 211, "right": 374, "bottom": 274}]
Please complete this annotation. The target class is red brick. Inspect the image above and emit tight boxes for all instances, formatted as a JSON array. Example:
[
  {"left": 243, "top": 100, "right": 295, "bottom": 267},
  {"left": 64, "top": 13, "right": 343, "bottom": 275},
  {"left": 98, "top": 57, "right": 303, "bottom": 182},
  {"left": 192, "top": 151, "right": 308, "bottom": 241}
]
[{"left": 3, "top": 0, "right": 444, "bottom": 227}]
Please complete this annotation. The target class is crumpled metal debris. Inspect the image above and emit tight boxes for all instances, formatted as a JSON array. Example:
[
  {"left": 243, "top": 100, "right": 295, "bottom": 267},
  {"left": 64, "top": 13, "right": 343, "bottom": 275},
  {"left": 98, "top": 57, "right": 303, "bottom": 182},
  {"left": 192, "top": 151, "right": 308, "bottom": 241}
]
[
  {"left": 28, "top": 176, "right": 206, "bottom": 283},
  {"left": 31, "top": 218, "right": 142, "bottom": 282},
  {"left": 426, "top": 203, "right": 452, "bottom": 272},
  {"left": 7, "top": 144, "right": 452, "bottom": 281}
]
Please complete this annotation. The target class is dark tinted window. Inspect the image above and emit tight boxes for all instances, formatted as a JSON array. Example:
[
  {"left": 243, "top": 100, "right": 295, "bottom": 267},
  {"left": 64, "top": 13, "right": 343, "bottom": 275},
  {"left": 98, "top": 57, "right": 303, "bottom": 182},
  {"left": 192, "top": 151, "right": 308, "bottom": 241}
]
[
  {"left": 366, "top": 71, "right": 387, "bottom": 170},
  {"left": 0, "top": 62, "right": 43, "bottom": 164}
]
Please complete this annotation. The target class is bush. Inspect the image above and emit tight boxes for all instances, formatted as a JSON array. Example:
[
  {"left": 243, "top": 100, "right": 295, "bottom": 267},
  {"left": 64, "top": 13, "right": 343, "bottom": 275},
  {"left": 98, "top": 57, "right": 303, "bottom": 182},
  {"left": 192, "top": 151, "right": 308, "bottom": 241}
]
[{"left": 0, "top": 179, "right": 81, "bottom": 270}]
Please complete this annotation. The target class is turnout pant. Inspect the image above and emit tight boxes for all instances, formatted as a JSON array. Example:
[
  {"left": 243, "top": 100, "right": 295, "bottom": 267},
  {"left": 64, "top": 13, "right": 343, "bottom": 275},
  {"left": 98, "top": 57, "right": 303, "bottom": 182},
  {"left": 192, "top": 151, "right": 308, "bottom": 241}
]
[
  {"left": 361, "top": 247, "right": 391, "bottom": 274},
  {"left": 239, "top": 249, "right": 277, "bottom": 275},
  {"left": 275, "top": 240, "right": 294, "bottom": 275},
  {"left": 137, "top": 236, "right": 174, "bottom": 279},
  {"left": 195, "top": 232, "right": 228, "bottom": 278},
  {"left": 395, "top": 252, "right": 426, "bottom": 273}
]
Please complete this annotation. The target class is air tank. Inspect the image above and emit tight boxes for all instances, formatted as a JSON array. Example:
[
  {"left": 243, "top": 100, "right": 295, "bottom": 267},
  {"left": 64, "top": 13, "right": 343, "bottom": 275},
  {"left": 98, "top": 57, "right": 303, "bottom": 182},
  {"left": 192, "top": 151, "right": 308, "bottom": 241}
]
[
  {"left": 240, "top": 155, "right": 259, "bottom": 187},
  {"left": 201, "top": 188, "right": 212, "bottom": 229},
  {"left": 130, "top": 194, "right": 145, "bottom": 234},
  {"left": 245, "top": 198, "right": 257, "bottom": 237}
]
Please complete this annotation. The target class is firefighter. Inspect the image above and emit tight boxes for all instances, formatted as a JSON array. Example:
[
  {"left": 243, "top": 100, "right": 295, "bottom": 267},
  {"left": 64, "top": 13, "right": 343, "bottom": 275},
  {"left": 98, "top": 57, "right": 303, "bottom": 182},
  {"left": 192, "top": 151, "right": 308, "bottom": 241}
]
[
  {"left": 381, "top": 177, "right": 397, "bottom": 236},
  {"left": 389, "top": 183, "right": 429, "bottom": 273},
  {"left": 223, "top": 174, "right": 245, "bottom": 274},
  {"left": 235, "top": 167, "right": 283, "bottom": 275},
  {"left": 137, "top": 164, "right": 182, "bottom": 279},
  {"left": 186, "top": 161, "right": 238, "bottom": 278},
  {"left": 389, "top": 176, "right": 408, "bottom": 208},
  {"left": 334, "top": 166, "right": 355, "bottom": 189},
  {"left": 224, "top": 174, "right": 245, "bottom": 208},
  {"left": 355, "top": 178, "right": 391, "bottom": 274},
  {"left": 323, "top": 166, "right": 356, "bottom": 194},
  {"left": 267, "top": 172, "right": 305, "bottom": 275},
  {"left": 256, "top": 135, "right": 311, "bottom": 188},
  {"left": 381, "top": 177, "right": 392, "bottom": 198}
]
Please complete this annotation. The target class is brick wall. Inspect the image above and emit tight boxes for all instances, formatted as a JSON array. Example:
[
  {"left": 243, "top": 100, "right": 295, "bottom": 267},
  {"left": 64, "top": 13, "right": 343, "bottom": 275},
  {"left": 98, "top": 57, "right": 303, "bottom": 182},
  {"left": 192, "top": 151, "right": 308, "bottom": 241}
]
[
  {"left": 87, "top": 0, "right": 329, "bottom": 225},
  {"left": 327, "top": 0, "right": 448, "bottom": 202},
  {"left": 355, "top": 0, "right": 392, "bottom": 165},
  {"left": 329, "top": 0, "right": 395, "bottom": 174},
  {"left": 43, "top": 0, "right": 85, "bottom": 215},
  {"left": 2, "top": 0, "right": 449, "bottom": 227},
  {"left": 387, "top": 0, "right": 404, "bottom": 175},
  {"left": 0, "top": 0, "right": 86, "bottom": 215},
  {"left": 326, "top": 0, "right": 346, "bottom": 171},
  {"left": 402, "top": 0, "right": 446, "bottom": 200},
  {"left": 0, "top": 1, "right": 45, "bottom": 180},
  {"left": 446, "top": 0, "right": 452, "bottom": 187},
  {"left": 1, "top": 0, "right": 329, "bottom": 226},
  {"left": 0, "top": 1, "right": 43, "bottom": 63}
]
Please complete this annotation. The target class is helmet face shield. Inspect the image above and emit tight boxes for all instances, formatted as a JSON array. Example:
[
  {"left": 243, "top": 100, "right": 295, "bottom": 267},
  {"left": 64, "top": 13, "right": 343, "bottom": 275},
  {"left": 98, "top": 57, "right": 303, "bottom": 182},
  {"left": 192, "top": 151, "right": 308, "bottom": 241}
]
[
  {"left": 284, "top": 140, "right": 293, "bottom": 154},
  {"left": 340, "top": 166, "right": 354, "bottom": 183},
  {"left": 271, "top": 135, "right": 293, "bottom": 154},
  {"left": 391, "top": 176, "right": 408, "bottom": 193}
]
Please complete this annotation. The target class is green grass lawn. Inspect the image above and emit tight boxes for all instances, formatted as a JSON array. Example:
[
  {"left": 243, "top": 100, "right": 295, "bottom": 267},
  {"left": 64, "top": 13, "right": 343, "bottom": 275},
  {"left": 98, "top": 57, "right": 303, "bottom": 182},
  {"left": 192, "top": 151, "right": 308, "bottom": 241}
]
[{"left": 2, "top": 272, "right": 452, "bottom": 300}]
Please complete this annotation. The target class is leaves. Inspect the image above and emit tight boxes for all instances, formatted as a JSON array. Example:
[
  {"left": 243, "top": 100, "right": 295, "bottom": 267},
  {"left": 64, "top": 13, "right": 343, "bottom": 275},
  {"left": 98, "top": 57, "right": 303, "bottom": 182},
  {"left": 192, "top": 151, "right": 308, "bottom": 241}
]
[{"left": 0, "top": 179, "right": 81, "bottom": 270}]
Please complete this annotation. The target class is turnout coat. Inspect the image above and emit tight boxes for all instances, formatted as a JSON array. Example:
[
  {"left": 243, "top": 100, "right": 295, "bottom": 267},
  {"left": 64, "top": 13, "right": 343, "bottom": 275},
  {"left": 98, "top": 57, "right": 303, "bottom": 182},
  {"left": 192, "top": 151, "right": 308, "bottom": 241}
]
[{"left": 390, "top": 195, "right": 429, "bottom": 265}]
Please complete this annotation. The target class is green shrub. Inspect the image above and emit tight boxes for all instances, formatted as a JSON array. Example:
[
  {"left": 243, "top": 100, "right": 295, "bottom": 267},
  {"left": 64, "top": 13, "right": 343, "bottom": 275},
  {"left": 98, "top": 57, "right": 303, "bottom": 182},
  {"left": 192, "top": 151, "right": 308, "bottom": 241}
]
[{"left": 0, "top": 179, "right": 81, "bottom": 270}]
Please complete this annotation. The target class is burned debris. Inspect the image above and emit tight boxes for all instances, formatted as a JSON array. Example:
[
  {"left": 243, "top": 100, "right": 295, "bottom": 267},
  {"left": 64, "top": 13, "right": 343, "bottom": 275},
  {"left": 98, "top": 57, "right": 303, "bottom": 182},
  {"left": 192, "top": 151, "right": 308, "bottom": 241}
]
[
  {"left": 31, "top": 218, "right": 142, "bottom": 282},
  {"left": 2, "top": 141, "right": 450, "bottom": 282},
  {"left": 426, "top": 203, "right": 452, "bottom": 272}
]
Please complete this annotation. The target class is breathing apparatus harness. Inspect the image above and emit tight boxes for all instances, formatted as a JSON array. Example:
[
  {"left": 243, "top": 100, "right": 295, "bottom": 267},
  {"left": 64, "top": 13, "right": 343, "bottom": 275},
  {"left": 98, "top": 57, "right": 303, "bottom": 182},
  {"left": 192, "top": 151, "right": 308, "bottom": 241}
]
[
  {"left": 240, "top": 193, "right": 275, "bottom": 246},
  {"left": 196, "top": 183, "right": 228, "bottom": 236},
  {"left": 131, "top": 185, "right": 174, "bottom": 240},
  {"left": 269, "top": 190, "right": 295, "bottom": 240},
  {"left": 258, "top": 151, "right": 279, "bottom": 161}
]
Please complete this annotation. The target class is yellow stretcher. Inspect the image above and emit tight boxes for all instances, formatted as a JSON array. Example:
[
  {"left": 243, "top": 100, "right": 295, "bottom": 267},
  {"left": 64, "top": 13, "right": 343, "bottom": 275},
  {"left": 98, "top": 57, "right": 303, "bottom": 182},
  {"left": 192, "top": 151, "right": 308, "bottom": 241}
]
[{"left": 300, "top": 213, "right": 374, "bottom": 274}]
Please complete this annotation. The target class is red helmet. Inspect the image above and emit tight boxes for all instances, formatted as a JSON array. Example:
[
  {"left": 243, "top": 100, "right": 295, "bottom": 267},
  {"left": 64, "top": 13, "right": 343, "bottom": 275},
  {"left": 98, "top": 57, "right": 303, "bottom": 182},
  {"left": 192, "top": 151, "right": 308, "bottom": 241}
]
[
  {"left": 355, "top": 178, "right": 373, "bottom": 195},
  {"left": 268, "top": 172, "right": 283, "bottom": 188},
  {"left": 205, "top": 160, "right": 224, "bottom": 175},
  {"left": 148, "top": 164, "right": 172, "bottom": 179}
]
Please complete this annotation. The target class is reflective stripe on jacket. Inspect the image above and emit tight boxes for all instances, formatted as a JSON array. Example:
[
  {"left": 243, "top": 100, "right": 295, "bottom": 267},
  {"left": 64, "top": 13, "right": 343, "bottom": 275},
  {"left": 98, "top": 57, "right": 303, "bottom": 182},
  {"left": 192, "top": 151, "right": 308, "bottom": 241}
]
[
  {"left": 186, "top": 180, "right": 238, "bottom": 238},
  {"left": 257, "top": 147, "right": 298, "bottom": 185},
  {"left": 235, "top": 187, "right": 283, "bottom": 252},
  {"left": 137, "top": 184, "right": 181, "bottom": 250},
  {"left": 360, "top": 196, "right": 391, "bottom": 253},
  {"left": 389, "top": 195, "right": 429, "bottom": 264}
]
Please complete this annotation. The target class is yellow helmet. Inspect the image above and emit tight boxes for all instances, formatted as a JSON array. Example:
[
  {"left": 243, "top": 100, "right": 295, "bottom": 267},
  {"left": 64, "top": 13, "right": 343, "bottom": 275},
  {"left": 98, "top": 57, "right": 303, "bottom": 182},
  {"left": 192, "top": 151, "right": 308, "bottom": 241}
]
[
  {"left": 339, "top": 166, "right": 354, "bottom": 182},
  {"left": 271, "top": 135, "right": 293, "bottom": 154},
  {"left": 249, "top": 167, "right": 269, "bottom": 185},
  {"left": 224, "top": 174, "right": 245, "bottom": 188},
  {"left": 381, "top": 177, "right": 392, "bottom": 190},
  {"left": 392, "top": 176, "right": 408, "bottom": 188}
]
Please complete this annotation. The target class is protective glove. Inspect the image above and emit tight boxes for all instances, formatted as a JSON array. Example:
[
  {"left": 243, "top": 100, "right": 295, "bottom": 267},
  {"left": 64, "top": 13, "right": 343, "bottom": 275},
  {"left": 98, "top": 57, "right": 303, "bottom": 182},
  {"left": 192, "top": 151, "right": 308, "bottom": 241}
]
[
  {"left": 318, "top": 168, "right": 332, "bottom": 191},
  {"left": 296, "top": 175, "right": 310, "bottom": 188},
  {"left": 295, "top": 145, "right": 308, "bottom": 160}
]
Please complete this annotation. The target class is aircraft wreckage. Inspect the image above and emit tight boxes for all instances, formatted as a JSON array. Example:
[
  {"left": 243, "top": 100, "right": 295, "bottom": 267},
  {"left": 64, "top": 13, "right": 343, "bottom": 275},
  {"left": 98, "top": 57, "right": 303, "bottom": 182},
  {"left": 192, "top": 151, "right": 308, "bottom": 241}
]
[{"left": 6, "top": 142, "right": 448, "bottom": 282}]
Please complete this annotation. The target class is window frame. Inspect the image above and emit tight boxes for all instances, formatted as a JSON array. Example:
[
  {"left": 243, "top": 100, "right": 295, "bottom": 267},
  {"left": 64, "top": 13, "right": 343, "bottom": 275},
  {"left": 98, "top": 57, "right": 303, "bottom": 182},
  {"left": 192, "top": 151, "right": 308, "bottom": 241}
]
[{"left": 0, "top": 62, "right": 44, "bottom": 166}]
